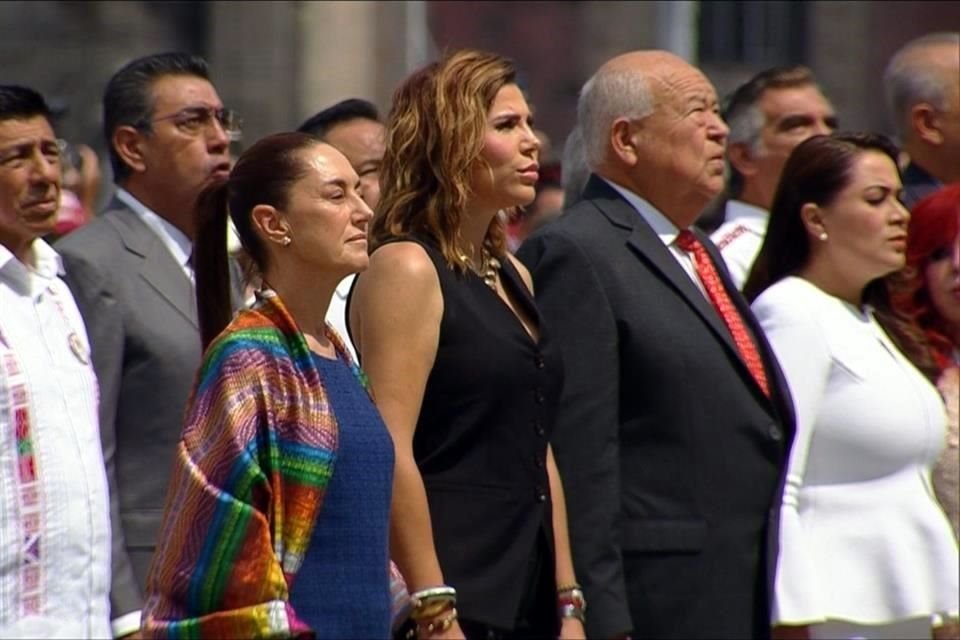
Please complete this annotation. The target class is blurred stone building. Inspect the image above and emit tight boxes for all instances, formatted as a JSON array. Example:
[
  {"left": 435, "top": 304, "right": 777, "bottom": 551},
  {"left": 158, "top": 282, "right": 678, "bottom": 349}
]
[{"left": 3, "top": 0, "right": 958, "bottom": 184}]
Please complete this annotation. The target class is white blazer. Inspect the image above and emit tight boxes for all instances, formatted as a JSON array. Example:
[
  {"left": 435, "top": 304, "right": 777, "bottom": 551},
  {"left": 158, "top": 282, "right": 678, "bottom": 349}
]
[{"left": 752, "top": 276, "right": 959, "bottom": 625}]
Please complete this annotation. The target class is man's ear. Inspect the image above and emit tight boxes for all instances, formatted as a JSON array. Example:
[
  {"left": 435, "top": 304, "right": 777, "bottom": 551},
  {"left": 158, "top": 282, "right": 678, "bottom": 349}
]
[
  {"left": 112, "top": 125, "right": 148, "bottom": 175},
  {"left": 728, "top": 142, "right": 759, "bottom": 178},
  {"left": 610, "top": 117, "right": 641, "bottom": 167},
  {"left": 911, "top": 102, "right": 944, "bottom": 146}
]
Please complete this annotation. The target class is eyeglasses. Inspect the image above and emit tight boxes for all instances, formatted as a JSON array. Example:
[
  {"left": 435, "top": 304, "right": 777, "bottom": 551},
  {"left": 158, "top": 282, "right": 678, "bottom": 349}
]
[{"left": 139, "top": 106, "right": 243, "bottom": 142}]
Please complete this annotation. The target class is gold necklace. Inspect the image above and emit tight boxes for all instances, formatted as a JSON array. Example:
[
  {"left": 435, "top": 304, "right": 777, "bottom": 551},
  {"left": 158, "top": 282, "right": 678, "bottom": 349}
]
[{"left": 458, "top": 243, "right": 501, "bottom": 291}]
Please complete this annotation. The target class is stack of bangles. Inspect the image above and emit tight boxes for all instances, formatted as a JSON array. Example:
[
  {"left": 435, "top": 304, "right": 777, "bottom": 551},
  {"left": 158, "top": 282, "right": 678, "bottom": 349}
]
[
  {"left": 557, "top": 583, "right": 587, "bottom": 624},
  {"left": 407, "top": 586, "right": 458, "bottom": 638}
]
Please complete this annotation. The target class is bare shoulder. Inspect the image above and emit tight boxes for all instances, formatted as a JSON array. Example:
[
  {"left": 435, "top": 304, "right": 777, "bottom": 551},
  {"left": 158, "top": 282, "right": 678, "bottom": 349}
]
[
  {"left": 365, "top": 241, "right": 438, "bottom": 286},
  {"left": 352, "top": 240, "right": 442, "bottom": 322}
]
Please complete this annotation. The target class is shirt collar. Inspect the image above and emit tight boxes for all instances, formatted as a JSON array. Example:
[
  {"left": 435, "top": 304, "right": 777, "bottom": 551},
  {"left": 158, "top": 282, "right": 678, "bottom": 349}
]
[
  {"left": 724, "top": 199, "right": 769, "bottom": 232},
  {"left": 115, "top": 187, "right": 193, "bottom": 270},
  {"left": 0, "top": 237, "right": 64, "bottom": 294},
  {"left": 600, "top": 177, "right": 682, "bottom": 245}
]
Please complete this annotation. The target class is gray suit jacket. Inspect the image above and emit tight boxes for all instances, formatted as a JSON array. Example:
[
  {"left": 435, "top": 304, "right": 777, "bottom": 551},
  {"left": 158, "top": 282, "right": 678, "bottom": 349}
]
[{"left": 56, "top": 197, "right": 204, "bottom": 621}]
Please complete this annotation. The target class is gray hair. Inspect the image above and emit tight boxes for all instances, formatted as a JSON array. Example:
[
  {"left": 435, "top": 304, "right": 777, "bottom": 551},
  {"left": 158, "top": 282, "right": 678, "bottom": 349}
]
[
  {"left": 721, "top": 65, "right": 821, "bottom": 197},
  {"left": 577, "top": 67, "right": 655, "bottom": 171},
  {"left": 883, "top": 32, "right": 960, "bottom": 139},
  {"left": 560, "top": 125, "right": 590, "bottom": 206},
  {"left": 727, "top": 105, "right": 765, "bottom": 153},
  {"left": 724, "top": 65, "right": 820, "bottom": 152}
]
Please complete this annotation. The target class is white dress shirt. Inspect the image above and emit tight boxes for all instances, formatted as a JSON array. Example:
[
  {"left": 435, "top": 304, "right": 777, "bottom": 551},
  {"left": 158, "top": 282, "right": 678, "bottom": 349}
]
[
  {"left": 752, "top": 276, "right": 959, "bottom": 627},
  {"left": 0, "top": 240, "right": 111, "bottom": 638},
  {"left": 602, "top": 178, "right": 708, "bottom": 298},
  {"left": 711, "top": 199, "right": 769, "bottom": 290},
  {"left": 326, "top": 274, "right": 359, "bottom": 364}
]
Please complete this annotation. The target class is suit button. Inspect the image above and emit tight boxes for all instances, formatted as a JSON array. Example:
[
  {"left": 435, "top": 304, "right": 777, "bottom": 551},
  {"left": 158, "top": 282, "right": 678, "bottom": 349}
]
[
  {"left": 535, "top": 455, "right": 545, "bottom": 468},
  {"left": 535, "top": 354, "right": 545, "bottom": 369},
  {"left": 536, "top": 488, "right": 547, "bottom": 502},
  {"left": 767, "top": 424, "right": 783, "bottom": 441},
  {"left": 534, "top": 421, "right": 545, "bottom": 437},
  {"left": 534, "top": 388, "right": 544, "bottom": 404}
]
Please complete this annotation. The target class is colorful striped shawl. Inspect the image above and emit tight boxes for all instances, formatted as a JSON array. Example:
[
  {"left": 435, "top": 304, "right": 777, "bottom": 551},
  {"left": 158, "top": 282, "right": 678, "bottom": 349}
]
[{"left": 141, "top": 289, "right": 394, "bottom": 638}]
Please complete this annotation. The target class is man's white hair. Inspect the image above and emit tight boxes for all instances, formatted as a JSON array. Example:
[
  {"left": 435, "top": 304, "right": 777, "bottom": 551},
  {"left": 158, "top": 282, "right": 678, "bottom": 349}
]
[
  {"left": 883, "top": 32, "right": 960, "bottom": 139},
  {"left": 577, "top": 67, "right": 655, "bottom": 171}
]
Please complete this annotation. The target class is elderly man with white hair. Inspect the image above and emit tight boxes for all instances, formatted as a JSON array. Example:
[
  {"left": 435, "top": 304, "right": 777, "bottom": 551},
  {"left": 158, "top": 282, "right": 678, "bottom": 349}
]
[{"left": 519, "top": 50, "right": 795, "bottom": 640}]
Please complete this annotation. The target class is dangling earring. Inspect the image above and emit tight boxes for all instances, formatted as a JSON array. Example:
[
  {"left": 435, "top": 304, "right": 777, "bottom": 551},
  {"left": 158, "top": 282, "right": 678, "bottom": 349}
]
[{"left": 818, "top": 232, "right": 828, "bottom": 241}]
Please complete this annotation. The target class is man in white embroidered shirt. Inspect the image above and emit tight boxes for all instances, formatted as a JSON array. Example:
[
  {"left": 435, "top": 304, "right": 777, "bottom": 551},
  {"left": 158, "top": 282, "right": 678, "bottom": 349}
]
[
  {"left": 0, "top": 85, "right": 112, "bottom": 638},
  {"left": 55, "top": 52, "right": 239, "bottom": 638},
  {"left": 710, "top": 66, "right": 836, "bottom": 289}
]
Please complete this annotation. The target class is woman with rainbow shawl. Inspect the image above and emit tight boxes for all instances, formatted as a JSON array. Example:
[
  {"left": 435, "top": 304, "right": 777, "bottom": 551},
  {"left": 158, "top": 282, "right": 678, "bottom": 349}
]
[{"left": 141, "top": 132, "right": 405, "bottom": 638}]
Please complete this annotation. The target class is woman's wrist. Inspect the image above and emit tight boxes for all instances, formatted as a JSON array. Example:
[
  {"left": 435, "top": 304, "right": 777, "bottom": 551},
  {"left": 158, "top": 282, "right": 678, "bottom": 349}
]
[
  {"left": 405, "top": 585, "right": 458, "bottom": 639},
  {"left": 413, "top": 607, "right": 458, "bottom": 638},
  {"left": 557, "top": 583, "right": 587, "bottom": 624}
]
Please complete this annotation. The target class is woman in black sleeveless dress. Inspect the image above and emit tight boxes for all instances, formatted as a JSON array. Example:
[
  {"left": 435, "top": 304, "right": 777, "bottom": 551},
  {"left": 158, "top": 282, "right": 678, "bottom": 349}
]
[{"left": 349, "top": 50, "right": 584, "bottom": 640}]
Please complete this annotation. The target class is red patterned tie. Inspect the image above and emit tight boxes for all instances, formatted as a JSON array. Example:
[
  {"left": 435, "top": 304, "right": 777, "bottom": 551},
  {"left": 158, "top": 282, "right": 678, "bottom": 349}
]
[{"left": 676, "top": 229, "right": 770, "bottom": 397}]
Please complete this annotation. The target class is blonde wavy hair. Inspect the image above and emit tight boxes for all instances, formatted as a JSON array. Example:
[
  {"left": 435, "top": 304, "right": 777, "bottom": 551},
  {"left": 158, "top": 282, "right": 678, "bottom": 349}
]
[{"left": 371, "top": 49, "right": 516, "bottom": 270}]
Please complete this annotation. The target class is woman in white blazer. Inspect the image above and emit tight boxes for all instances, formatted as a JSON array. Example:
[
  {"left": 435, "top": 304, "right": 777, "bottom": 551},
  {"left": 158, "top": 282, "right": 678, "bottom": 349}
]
[{"left": 743, "top": 132, "right": 959, "bottom": 640}]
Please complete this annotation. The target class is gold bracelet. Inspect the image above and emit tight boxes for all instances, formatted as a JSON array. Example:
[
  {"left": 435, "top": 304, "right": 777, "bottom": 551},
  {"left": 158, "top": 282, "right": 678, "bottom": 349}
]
[
  {"left": 556, "top": 582, "right": 582, "bottom": 594},
  {"left": 409, "top": 586, "right": 457, "bottom": 621},
  {"left": 420, "top": 607, "right": 459, "bottom": 636}
]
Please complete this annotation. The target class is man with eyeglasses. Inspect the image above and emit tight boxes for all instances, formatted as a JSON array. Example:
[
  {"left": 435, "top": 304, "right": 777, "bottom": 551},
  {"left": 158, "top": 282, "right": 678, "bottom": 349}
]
[
  {"left": 0, "top": 84, "right": 111, "bottom": 638},
  {"left": 56, "top": 52, "right": 241, "bottom": 639}
]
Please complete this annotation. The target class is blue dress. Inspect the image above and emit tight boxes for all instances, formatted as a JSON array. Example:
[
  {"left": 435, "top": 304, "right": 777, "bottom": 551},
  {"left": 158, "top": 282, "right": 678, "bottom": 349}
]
[{"left": 289, "top": 354, "right": 395, "bottom": 638}]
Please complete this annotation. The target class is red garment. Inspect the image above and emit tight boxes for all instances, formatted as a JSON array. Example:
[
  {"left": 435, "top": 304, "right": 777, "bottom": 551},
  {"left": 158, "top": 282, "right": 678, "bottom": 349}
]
[
  {"left": 676, "top": 229, "right": 770, "bottom": 397},
  {"left": 54, "top": 190, "right": 88, "bottom": 237}
]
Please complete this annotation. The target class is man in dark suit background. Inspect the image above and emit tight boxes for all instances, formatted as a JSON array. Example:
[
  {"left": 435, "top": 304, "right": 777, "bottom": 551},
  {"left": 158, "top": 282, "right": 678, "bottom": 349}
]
[
  {"left": 518, "top": 50, "right": 795, "bottom": 639},
  {"left": 56, "top": 52, "right": 237, "bottom": 638}
]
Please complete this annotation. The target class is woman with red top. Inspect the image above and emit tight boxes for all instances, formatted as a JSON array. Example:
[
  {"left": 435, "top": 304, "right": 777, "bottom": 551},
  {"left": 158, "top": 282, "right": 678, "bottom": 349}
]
[{"left": 881, "top": 182, "right": 960, "bottom": 541}]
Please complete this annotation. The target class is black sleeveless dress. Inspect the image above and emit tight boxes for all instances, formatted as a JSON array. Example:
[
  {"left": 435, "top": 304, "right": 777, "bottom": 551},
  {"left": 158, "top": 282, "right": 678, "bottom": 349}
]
[{"left": 351, "top": 235, "right": 564, "bottom": 636}]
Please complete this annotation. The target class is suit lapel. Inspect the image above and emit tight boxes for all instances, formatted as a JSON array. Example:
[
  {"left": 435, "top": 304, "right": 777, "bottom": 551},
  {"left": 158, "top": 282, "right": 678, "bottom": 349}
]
[
  {"left": 585, "top": 177, "right": 789, "bottom": 411},
  {"left": 625, "top": 224, "right": 741, "bottom": 358},
  {"left": 106, "top": 198, "right": 199, "bottom": 329},
  {"left": 584, "top": 178, "right": 740, "bottom": 360}
]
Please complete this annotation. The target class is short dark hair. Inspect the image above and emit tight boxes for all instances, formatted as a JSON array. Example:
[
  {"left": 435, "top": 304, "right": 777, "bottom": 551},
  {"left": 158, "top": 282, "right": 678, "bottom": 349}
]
[
  {"left": 297, "top": 98, "right": 381, "bottom": 139},
  {"left": 723, "top": 65, "right": 821, "bottom": 197},
  {"left": 103, "top": 52, "right": 210, "bottom": 183},
  {"left": 0, "top": 85, "right": 52, "bottom": 123},
  {"left": 743, "top": 131, "right": 901, "bottom": 303}
]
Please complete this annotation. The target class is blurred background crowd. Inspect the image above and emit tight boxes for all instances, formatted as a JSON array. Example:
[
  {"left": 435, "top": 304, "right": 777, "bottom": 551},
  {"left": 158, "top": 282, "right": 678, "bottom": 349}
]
[{"left": 5, "top": 0, "right": 959, "bottom": 216}]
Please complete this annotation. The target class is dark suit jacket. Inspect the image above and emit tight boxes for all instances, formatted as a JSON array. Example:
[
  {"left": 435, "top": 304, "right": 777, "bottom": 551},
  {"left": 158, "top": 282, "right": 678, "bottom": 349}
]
[
  {"left": 56, "top": 196, "right": 210, "bottom": 621},
  {"left": 901, "top": 161, "right": 942, "bottom": 211},
  {"left": 517, "top": 176, "right": 795, "bottom": 639}
]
